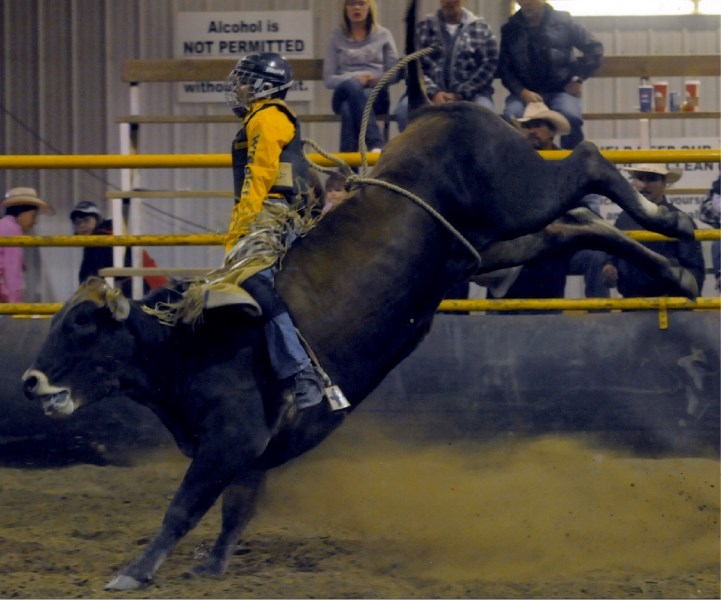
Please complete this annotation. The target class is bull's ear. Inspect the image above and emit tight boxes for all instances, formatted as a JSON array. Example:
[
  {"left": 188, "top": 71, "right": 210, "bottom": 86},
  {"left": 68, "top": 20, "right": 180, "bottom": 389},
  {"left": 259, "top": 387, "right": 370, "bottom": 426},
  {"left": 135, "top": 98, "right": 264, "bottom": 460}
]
[{"left": 105, "top": 287, "right": 131, "bottom": 322}]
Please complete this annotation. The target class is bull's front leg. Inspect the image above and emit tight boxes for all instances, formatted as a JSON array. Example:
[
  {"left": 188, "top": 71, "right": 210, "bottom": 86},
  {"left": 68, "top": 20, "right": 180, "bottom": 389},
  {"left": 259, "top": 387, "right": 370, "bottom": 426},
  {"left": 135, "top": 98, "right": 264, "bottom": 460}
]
[
  {"left": 104, "top": 458, "right": 230, "bottom": 590},
  {"left": 104, "top": 436, "right": 267, "bottom": 590},
  {"left": 190, "top": 469, "right": 267, "bottom": 578}
]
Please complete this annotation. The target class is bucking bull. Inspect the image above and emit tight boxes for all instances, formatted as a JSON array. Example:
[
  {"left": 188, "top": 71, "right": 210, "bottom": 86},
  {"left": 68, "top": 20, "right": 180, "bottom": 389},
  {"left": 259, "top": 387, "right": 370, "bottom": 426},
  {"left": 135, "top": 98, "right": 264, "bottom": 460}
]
[{"left": 22, "top": 0, "right": 697, "bottom": 590}]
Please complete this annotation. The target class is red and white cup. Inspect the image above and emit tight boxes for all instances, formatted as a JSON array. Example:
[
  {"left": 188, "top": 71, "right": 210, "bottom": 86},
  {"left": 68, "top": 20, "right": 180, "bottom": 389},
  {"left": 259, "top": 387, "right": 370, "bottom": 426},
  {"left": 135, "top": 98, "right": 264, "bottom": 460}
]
[
  {"left": 684, "top": 80, "right": 700, "bottom": 111},
  {"left": 653, "top": 81, "right": 668, "bottom": 112}
]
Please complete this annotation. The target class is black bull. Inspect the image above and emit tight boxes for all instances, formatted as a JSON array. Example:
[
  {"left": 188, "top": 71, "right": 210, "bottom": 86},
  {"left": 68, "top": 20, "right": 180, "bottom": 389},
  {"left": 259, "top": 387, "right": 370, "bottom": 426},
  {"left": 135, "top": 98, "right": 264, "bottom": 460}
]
[{"left": 21, "top": 106, "right": 697, "bottom": 590}]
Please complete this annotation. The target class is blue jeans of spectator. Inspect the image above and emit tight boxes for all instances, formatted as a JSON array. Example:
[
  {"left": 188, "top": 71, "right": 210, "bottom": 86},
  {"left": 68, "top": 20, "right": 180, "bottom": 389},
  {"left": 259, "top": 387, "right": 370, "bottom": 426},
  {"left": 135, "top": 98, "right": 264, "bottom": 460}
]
[
  {"left": 503, "top": 92, "right": 584, "bottom": 149},
  {"left": 393, "top": 93, "right": 495, "bottom": 133},
  {"left": 568, "top": 249, "right": 610, "bottom": 299},
  {"left": 712, "top": 239, "right": 720, "bottom": 289},
  {"left": 257, "top": 268, "right": 311, "bottom": 380},
  {"left": 332, "top": 78, "right": 390, "bottom": 152}
]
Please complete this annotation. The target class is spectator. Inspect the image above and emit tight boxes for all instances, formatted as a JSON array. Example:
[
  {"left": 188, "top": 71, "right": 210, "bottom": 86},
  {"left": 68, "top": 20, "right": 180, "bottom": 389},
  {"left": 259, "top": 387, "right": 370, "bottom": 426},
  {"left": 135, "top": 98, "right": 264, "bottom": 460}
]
[
  {"left": 498, "top": 0, "right": 603, "bottom": 149},
  {"left": 224, "top": 52, "right": 324, "bottom": 411},
  {"left": 486, "top": 102, "right": 570, "bottom": 313},
  {"left": 0, "top": 187, "right": 54, "bottom": 303},
  {"left": 70, "top": 200, "right": 113, "bottom": 284},
  {"left": 308, "top": 171, "right": 326, "bottom": 218},
  {"left": 394, "top": 0, "right": 498, "bottom": 132},
  {"left": 698, "top": 175, "right": 720, "bottom": 290},
  {"left": 322, "top": 171, "right": 350, "bottom": 215},
  {"left": 601, "top": 164, "right": 705, "bottom": 297},
  {"left": 323, "top": 0, "right": 400, "bottom": 153},
  {"left": 515, "top": 102, "right": 609, "bottom": 300},
  {"left": 70, "top": 200, "right": 167, "bottom": 292}
]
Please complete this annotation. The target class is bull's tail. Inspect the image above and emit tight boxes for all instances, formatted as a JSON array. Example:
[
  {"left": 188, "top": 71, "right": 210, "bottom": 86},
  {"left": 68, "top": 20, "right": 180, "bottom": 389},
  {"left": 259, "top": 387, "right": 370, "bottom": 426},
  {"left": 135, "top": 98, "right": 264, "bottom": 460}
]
[{"left": 405, "top": 0, "right": 432, "bottom": 111}]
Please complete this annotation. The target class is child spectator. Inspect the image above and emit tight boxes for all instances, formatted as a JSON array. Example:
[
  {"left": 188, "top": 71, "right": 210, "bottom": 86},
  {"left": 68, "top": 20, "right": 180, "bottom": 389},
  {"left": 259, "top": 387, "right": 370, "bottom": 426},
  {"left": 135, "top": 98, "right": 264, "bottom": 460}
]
[{"left": 322, "top": 172, "right": 350, "bottom": 215}]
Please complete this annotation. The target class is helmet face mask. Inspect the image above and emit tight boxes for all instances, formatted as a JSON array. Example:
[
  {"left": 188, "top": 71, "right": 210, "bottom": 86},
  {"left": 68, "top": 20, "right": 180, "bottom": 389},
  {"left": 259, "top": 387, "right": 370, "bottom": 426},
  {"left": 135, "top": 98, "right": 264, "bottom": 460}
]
[{"left": 226, "top": 53, "right": 293, "bottom": 117}]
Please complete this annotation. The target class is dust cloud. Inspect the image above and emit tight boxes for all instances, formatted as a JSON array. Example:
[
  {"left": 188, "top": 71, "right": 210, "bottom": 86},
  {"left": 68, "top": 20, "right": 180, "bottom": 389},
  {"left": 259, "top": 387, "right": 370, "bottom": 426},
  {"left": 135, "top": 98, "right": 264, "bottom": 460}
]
[
  {"left": 0, "top": 413, "right": 718, "bottom": 598},
  {"left": 259, "top": 415, "right": 719, "bottom": 586}
]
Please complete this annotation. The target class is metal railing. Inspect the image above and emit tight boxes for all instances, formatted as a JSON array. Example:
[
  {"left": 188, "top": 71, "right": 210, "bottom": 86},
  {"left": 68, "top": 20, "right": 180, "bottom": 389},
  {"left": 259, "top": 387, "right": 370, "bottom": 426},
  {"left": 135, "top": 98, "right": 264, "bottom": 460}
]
[{"left": 0, "top": 149, "right": 718, "bottom": 322}]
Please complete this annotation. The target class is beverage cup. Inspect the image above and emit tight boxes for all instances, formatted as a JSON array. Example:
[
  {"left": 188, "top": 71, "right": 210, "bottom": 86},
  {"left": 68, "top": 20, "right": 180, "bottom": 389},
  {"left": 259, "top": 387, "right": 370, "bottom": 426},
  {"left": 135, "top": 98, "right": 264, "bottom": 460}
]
[
  {"left": 639, "top": 85, "right": 653, "bottom": 112},
  {"left": 684, "top": 80, "right": 700, "bottom": 111},
  {"left": 653, "top": 81, "right": 668, "bottom": 112}
]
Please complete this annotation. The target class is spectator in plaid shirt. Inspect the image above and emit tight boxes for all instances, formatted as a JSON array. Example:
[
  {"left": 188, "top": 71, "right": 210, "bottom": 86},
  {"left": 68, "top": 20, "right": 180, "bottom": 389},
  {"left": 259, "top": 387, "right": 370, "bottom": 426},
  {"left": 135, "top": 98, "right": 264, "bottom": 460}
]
[{"left": 393, "top": 0, "right": 498, "bottom": 133}]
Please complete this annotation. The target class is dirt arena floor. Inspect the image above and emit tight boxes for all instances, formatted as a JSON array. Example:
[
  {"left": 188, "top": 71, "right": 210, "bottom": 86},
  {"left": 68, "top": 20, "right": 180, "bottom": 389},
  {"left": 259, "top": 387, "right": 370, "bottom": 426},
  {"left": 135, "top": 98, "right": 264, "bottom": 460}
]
[{"left": 0, "top": 413, "right": 718, "bottom": 599}]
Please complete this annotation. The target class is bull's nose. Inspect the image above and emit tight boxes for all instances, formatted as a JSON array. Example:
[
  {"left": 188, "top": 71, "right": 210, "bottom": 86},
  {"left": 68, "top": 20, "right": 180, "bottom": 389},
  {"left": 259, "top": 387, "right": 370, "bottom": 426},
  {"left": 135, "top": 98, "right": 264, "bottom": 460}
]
[
  {"left": 22, "top": 369, "right": 43, "bottom": 397},
  {"left": 23, "top": 374, "right": 38, "bottom": 394}
]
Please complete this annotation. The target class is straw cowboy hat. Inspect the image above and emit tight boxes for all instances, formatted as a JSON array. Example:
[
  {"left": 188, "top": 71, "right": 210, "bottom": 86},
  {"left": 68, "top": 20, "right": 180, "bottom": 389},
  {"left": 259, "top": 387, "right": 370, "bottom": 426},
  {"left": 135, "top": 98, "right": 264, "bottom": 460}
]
[
  {"left": 1, "top": 187, "right": 55, "bottom": 215},
  {"left": 623, "top": 164, "right": 683, "bottom": 185},
  {"left": 514, "top": 102, "right": 571, "bottom": 136}
]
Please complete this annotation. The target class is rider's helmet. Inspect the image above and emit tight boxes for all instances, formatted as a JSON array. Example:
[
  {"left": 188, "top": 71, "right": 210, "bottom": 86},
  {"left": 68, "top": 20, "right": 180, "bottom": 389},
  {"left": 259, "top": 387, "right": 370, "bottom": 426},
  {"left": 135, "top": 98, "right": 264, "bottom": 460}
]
[{"left": 225, "top": 52, "right": 294, "bottom": 118}]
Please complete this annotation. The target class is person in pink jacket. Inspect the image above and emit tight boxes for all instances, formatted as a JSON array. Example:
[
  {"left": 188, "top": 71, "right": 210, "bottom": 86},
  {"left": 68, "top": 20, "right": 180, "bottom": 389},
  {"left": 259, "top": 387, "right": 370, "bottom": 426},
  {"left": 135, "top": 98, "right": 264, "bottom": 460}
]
[{"left": 0, "top": 187, "right": 54, "bottom": 302}]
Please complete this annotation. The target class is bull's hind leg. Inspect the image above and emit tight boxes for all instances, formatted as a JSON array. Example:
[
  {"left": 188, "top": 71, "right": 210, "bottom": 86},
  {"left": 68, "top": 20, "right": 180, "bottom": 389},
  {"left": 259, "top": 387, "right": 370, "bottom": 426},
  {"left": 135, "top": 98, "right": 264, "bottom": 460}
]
[
  {"left": 475, "top": 208, "right": 698, "bottom": 298},
  {"left": 556, "top": 208, "right": 698, "bottom": 298},
  {"left": 567, "top": 142, "right": 695, "bottom": 240},
  {"left": 190, "top": 469, "right": 266, "bottom": 578}
]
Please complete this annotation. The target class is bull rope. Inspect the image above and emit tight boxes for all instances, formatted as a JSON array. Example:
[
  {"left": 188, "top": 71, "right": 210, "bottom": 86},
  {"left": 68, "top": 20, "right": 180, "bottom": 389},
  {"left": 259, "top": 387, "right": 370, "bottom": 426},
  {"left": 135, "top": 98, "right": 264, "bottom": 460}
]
[
  {"left": 347, "top": 176, "right": 483, "bottom": 269},
  {"left": 301, "top": 46, "right": 483, "bottom": 270}
]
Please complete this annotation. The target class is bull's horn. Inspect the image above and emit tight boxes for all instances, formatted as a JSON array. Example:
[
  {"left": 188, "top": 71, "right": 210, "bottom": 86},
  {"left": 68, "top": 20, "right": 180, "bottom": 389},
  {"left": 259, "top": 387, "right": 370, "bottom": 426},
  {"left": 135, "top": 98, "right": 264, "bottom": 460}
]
[{"left": 105, "top": 287, "right": 131, "bottom": 321}]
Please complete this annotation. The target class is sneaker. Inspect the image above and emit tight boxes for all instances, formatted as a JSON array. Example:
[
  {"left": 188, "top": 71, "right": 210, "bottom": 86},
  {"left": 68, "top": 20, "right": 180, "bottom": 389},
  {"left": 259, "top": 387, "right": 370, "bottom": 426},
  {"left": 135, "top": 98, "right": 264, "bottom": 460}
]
[
  {"left": 369, "top": 147, "right": 383, "bottom": 154},
  {"left": 291, "top": 365, "right": 324, "bottom": 410}
]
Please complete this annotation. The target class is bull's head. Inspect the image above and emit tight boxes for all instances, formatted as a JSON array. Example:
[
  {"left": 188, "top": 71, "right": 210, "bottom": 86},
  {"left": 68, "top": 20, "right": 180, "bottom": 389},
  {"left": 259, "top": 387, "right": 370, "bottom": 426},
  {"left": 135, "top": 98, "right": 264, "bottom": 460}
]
[{"left": 22, "top": 278, "right": 134, "bottom": 418}]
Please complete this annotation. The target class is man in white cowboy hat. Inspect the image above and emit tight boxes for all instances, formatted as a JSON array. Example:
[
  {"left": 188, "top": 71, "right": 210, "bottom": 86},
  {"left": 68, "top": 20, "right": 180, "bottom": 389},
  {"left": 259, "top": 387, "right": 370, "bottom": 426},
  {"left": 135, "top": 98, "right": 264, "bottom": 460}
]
[
  {"left": 0, "top": 187, "right": 55, "bottom": 303},
  {"left": 514, "top": 101, "right": 570, "bottom": 150},
  {"left": 516, "top": 103, "right": 612, "bottom": 301},
  {"left": 601, "top": 164, "right": 705, "bottom": 297},
  {"left": 488, "top": 102, "right": 608, "bottom": 312},
  {"left": 486, "top": 102, "right": 573, "bottom": 313}
]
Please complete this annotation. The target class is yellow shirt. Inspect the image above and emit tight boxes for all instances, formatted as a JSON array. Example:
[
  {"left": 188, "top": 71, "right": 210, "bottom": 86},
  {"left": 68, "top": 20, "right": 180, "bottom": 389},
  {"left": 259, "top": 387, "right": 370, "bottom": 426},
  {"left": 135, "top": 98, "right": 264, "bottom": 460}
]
[{"left": 226, "top": 99, "right": 295, "bottom": 251}]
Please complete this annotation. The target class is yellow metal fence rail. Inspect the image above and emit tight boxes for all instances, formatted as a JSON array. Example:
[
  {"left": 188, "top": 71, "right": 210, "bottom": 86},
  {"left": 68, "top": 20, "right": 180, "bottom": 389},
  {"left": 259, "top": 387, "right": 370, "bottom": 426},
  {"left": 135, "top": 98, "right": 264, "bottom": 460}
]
[
  {"left": 1, "top": 149, "right": 718, "bottom": 318},
  {"left": 0, "top": 149, "right": 719, "bottom": 169},
  {"left": 0, "top": 229, "right": 716, "bottom": 248},
  {"left": 1, "top": 297, "right": 718, "bottom": 318}
]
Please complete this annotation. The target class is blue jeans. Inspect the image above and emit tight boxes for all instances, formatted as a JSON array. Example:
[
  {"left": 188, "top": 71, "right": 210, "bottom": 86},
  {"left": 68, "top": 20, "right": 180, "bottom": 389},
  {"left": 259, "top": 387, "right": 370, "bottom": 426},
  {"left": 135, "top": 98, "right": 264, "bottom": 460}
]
[
  {"left": 568, "top": 249, "right": 610, "bottom": 298},
  {"left": 503, "top": 92, "right": 584, "bottom": 149},
  {"left": 332, "top": 78, "right": 390, "bottom": 152},
  {"left": 712, "top": 239, "right": 720, "bottom": 286},
  {"left": 393, "top": 93, "right": 495, "bottom": 133},
  {"left": 257, "top": 268, "right": 310, "bottom": 380}
]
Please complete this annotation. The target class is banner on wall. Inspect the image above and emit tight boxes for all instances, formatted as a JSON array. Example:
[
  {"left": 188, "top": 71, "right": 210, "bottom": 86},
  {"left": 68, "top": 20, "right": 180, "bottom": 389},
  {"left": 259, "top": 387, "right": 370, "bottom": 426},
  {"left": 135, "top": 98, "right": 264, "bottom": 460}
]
[
  {"left": 596, "top": 138, "right": 720, "bottom": 227},
  {"left": 174, "top": 11, "right": 314, "bottom": 103}
]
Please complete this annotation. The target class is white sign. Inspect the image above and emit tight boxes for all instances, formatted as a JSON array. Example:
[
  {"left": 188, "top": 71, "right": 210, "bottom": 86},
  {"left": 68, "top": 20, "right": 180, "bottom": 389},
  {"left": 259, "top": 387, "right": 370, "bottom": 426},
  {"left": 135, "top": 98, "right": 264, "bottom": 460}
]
[
  {"left": 595, "top": 137, "right": 719, "bottom": 227},
  {"left": 174, "top": 11, "right": 314, "bottom": 103}
]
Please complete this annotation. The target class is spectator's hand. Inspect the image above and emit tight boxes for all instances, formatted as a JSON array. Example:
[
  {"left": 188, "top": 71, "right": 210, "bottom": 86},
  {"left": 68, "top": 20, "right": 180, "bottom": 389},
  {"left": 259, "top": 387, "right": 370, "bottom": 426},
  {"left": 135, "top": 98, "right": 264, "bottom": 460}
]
[
  {"left": 564, "top": 80, "right": 583, "bottom": 98},
  {"left": 354, "top": 73, "right": 375, "bottom": 87},
  {"left": 431, "top": 91, "right": 457, "bottom": 105},
  {"left": 601, "top": 264, "right": 618, "bottom": 288},
  {"left": 520, "top": 89, "right": 543, "bottom": 104}
]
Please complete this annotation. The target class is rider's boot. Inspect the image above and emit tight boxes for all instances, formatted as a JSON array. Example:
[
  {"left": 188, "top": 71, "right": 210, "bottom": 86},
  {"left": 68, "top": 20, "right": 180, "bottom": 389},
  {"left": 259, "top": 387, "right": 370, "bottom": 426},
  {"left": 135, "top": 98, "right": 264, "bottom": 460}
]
[{"left": 242, "top": 272, "right": 325, "bottom": 411}]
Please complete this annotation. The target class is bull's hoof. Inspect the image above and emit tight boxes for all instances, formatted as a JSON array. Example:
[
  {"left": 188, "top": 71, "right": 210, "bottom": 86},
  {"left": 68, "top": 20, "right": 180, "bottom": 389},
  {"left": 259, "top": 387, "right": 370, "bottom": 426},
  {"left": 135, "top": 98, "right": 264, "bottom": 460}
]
[
  {"left": 673, "top": 211, "right": 696, "bottom": 240},
  {"left": 188, "top": 558, "right": 226, "bottom": 578},
  {"left": 104, "top": 574, "right": 144, "bottom": 591},
  {"left": 656, "top": 204, "right": 696, "bottom": 240},
  {"left": 672, "top": 267, "right": 699, "bottom": 299}
]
